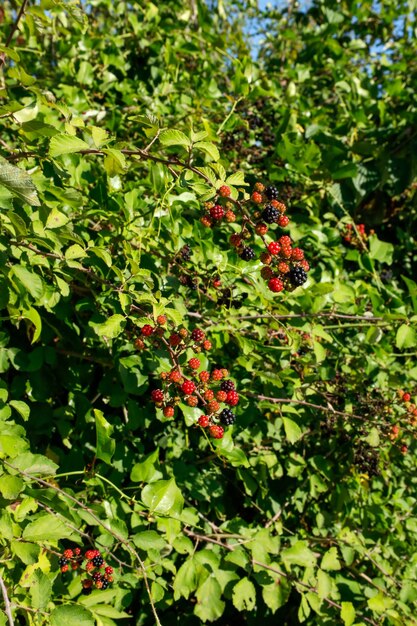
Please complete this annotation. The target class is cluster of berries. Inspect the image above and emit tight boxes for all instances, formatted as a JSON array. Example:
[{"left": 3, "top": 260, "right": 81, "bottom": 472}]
[
  {"left": 58, "top": 548, "right": 113, "bottom": 594},
  {"left": 148, "top": 327, "right": 239, "bottom": 439},
  {"left": 134, "top": 317, "right": 211, "bottom": 353},
  {"left": 200, "top": 182, "right": 310, "bottom": 295},
  {"left": 342, "top": 222, "right": 374, "bottom": 248},
  {"left": 397, "top": 389, "right": 417, "bottom": 442},
  {"left": 200, "top": 185, "right": 237, "bottom": 228}
]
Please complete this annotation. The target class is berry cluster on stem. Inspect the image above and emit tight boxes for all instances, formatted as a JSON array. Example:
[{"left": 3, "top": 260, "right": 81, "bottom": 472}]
[{"left": 58, "top": 547, "right": 113, "bottom": 593}]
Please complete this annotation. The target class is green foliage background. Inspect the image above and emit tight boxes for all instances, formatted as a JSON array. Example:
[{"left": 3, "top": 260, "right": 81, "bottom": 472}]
[{"left": 1, "top": 1, "right": 417, "bottom": 625}]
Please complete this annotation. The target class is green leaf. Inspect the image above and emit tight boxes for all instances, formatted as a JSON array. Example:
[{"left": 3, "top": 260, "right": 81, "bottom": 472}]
[
  {"left": 195, "top": 576, "right": 225, "bottom": 622},
  {"left": 396, "top": 324, "right": 416, "bottom": 349},
  {"left": 141, "top": 478, "right": 184, "bottom": 516},
  {"left": 321, "top": 547, "right": 341, "bottom": 571},
  {"left": 50, "top": 605, "right": 94, "bottom": 626},
  {"left": 10, "top": 266, "right": 44, "bottom": 300},
  {"left": 173, "top": 557, "right": 198, "bottom": 600},
  {"left": 90, "top": 314, "right": 126, "bottom": 339},
  {"left": 21, "top": 308, "right": 42, "bottom": 343},
  {"left": 94, "top": 409, "right": 115, "bottom": 464},
  {"left": 9, "top": 400, "right": 30, "bottom": 421},
  {"left": 49, "top": 134, "right": 90, "bottom": 157},
  {"left": 194, "top": 141, "right": 220, "bottom": 161},
  {"left": 0, "top": 474, "right": 24, "bottom": 499},
  {"left": 282, "top": 417, "right": 302, "bottom": 443},
  {"left": 103, "top": 148, "right": 126, "bottom": 176},
  {"left": 317, "top": 569, "right": 332, "bottom": 599},
  {"left": 369, "top": 235, "right": 394, "bottom": 264},
  {"left": 65, "top": 244, "right": 85, "bottom": 259},
  {"left": 0, "top": 157, "right": 40, "bottom": 205},
  {"left": 282, "top": 541, "right": 317, "bottom": 568},
  {"left": 159, "top": 129, "right": 190, "bottom": 147},
  {"left": 232, "top": 577, "right": 256, "bottom": 611},
  {"left": 46, "top": 207, "right": 69, "bottom": 229},
  {"left": 225, "top": 171, "right": 248, "bottom": 186},
  {"left": 30, "top": 569, "right": 52, "bottom": 610},
  {"left": 133, "top": 530, "right": 166, "bottom": 551},
  {"left": 341, "top": 601, "right": 355, "bottom": 626},
  {"left": 331, "top": 163, "right": 358, "bottom": 179},
  {"left": 23, "top": 514, "right": 78, "bottom": 542},
  {"left": 262, "top": 578, "right": 291, "bottom": 613},
  {"left": 12, "top": 452, "right": 58, "bottom": 475},
  {"left": 130, "top": 450, "right": 162, "bottom": 483}
]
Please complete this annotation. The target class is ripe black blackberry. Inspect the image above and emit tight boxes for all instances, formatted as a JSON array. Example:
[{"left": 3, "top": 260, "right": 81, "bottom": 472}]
[
  {"left": 265, "top": 186, "right": 279, "bottom": 200},
  {"left": 240, "top": 246, "right": 255, "bottom": 261},
  {"left": 289, "top": 266, "right": 307, "bottom": 287},
  {"left": 102, "top": 579, "right": 110, "bottom": 590},
  {"left": 220, "top": 379, "right": 235, "bottom": 392},
  {"left": 262, "top": 205, "right": 279, "bottom": 224},
  {"left": 187, "top": 276, "right": 198, "bottom": 290},
  {"left": 82, "top": 587, "right": 92, "bottom": 595},
  {"left": 220, "top": 408, "right": 236, "bottom": 426},
  {"left": 180, "top": 245, "right": 191, "bottom": 261},
  {"left": 58, "top": 557, "right": 68, "bottom": 567},
  {"left": 92, "top": 555, "right": 104, "bottom": 567}
]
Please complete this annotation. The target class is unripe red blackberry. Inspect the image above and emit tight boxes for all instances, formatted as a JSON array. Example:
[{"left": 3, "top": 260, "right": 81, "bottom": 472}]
[
  {"left": 254, "top": 182, "right": 265, "bottom": 192},
  {"left": 134, "top": 338, "right": 146, "bottom": 350},
  {"left": 268, "top": 241, "right": 281, "bottom": 255},
  {"left": 261, "top": 266, "right": 274, "bottom": 280},
  {"left": 151, "top": 389, "right": 164, "bottom": 403},
  {"left": 105, "top": 566, "right": 113, "bottom": 575},
  {"left": 169, "top": 369, "right": 182, "bottom": 383},
  {"left": 220, "top": 379, "right": 235, "bottom": 392},
  {"left": 220, "top": 408, "right": 236, "bottom": 425},
  {"left": 204, "top": 389, "right": 214, "bottom": 401},
  {"left": 403, "top": 392, "right": 411, "bottom": 402},
  {"left": 209, "top": 424, "right": 224, "bottom": 439},
  {"left": 181, "top": 380, "right": 196, "bottom": 395},
  {"left": 299, "top": 260, "right": 310, "bottom": 272},
  {"left": 230, "top": 233, "right": 242, "bottom": 247},
  {"left": 210, "top": 204, "right": 224, "bottom": 220},
  {"left": 187, "top": 396, "right": 198, "bottom": 407},
  {"left": 63, "top": 549, "right": 73, "bottom": 559},
  {"left": 278, "top": 262, "right": 290, "bottom": 274},
  {"left": 157, "top": 315, "right": 167, "bottom": 325},
  {"left": 211, "top": 369, "right": 223, "bottom": 381},
  {"left": 201, "top": 215, "right": 213, "bottom": 227},
  {"left": 179, "top": 328, "right": 188, "bottom": 338},
  {"left": 274, "top": 200, "right": 287, "bottom": 213},
  {"left": 202, "top": 340, "right": 212, "bottom": 350},
  {"left": 188, "top": 358, "right": 201, "bottom": 370},
  {"left": 216, "top": 390, "right": 227, "bottom": 402},
  {"left": 226, "top": 391, "right": 239, "bottom": 406},
  {"left": 278, "top": 215, "right": 289, "bottom": 227},
  {"left": 218, "top": 185, "right": 231, "bottom": 197},
  {"left": 221, "top": 368, "right": 229, "bottom": 378},
  {"left": 74, "top": 548, "right": 81, "bottom": 556},
  {"left": 191, "top": 328, "right": 205, "bottom": 342},
  {"left": 85, "top": 550, "right": 97, "bottom": 560},
  {"left": 86, "top": 561, "right": 94, "bottom": 572},
  {"left": 141, "top": 324, "right": 154, "bottom": 336},
  {"left": 61, "top": 564, "right": 69, "bottom": 572},
  {"left": 207, "top": 400, "right": 220, "bottom": 414},
  {"left": 279, "top": 235, "right": 292, "bottom": 247},
  {"left": 163, "top": 405, "right": 175, "bottom": 418},
  {"left": 198, "top": 415, "right": 210, "bottom": 427},
  {"left": 169, "top": 333, "right": 182, "bottom": 346},
  {"left": 251, "top": 191, "right": 263, "bottom": 204},
  {"left": 291, "top": 248, "right": 304, "bottom": 261},
  {"left": 240, "top": 246, "right": 256, "bottom": 261},
  {"left": 199, "top": 370, "right": 210, "bottom": 383},
  {"left": 280, "top": 247, "right": 292, "bottom": 259},
  {"left": 213, "top": 278, "right": 221, "bottom": 288},
  {"left": 255, "top": 222, "right": 268, "bottom": 236},
  {"left": 260, "top": 252, "right": 272, "bottom": 265},
  {"left": 225, "top": 210, "right": 236, "bottom": 222},
  {"left": 268, "top": 277, "right": 284, "bottom": 293}
]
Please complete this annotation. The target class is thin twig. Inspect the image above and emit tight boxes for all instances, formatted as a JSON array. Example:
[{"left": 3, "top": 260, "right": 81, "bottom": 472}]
[
  {"left": 0, "top": 0, "right": 29, "bottom": 70},
  {"left": 0, "top": 570, "right": 14, "bottom": 626}
]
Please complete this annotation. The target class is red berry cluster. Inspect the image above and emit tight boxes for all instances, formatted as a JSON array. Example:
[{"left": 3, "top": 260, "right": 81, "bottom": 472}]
[
  {"left": 200, "top": 182, "right": 310, "bottom": 295},
  {"left": 342, "top": 222, "right": 374, "bottom": 247},
  {"left": 58, "top": 548, "right": 113, "bottom": 594},
  {"left": 148, "top": 327, "right": 239, "bottom": 439}
]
